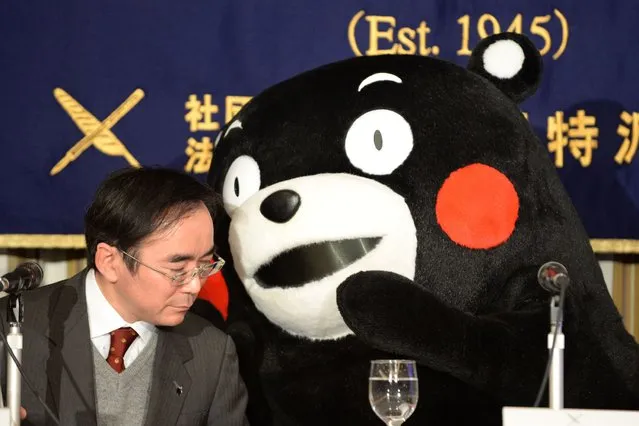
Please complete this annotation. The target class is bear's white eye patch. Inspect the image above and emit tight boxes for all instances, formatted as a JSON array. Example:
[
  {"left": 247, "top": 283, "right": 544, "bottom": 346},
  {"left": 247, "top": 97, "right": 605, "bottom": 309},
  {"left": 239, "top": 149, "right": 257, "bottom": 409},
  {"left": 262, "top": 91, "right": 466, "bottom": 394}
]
[
  {"left": 223, "top": 155, "right": 261, "bottom": 214},
  {"left": 345, "top": 109, "right": 413, "bottom": 175}
]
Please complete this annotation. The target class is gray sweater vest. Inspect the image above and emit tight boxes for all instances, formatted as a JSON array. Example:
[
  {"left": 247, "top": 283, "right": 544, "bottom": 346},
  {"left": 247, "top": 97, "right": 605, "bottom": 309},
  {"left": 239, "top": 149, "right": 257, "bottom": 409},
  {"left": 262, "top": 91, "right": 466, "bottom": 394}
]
[{"left": 92, "top": 333, "right": 158, "bottom": 426}]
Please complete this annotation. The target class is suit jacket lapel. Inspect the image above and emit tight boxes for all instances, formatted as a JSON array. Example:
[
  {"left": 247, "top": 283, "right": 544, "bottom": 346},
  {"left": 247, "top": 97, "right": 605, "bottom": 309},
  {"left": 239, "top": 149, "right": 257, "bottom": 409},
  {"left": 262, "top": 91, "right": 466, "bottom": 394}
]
[
  {"left": 145, "top": 329, "right": 193, "bottom": 426},
  {"left": 40, "top": 270, "right": 194, "bottom": 425},
  {"left": 44, "top": 270, "right": 97, "bottom": 425}
]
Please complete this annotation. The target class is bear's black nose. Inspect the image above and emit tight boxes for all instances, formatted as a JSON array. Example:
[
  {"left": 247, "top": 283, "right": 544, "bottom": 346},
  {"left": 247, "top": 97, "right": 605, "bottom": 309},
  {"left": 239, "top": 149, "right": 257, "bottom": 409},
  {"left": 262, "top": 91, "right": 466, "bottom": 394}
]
[{"left": 260, "top": 189, "right": 301, "bottom": 223}]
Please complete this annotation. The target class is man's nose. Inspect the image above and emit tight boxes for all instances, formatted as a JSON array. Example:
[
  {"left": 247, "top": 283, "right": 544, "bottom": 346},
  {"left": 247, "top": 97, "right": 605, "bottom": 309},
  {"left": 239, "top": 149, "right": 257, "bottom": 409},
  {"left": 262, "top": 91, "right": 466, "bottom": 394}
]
[{"left": 180, "top": 274, "right": 203, "bottom": 295}]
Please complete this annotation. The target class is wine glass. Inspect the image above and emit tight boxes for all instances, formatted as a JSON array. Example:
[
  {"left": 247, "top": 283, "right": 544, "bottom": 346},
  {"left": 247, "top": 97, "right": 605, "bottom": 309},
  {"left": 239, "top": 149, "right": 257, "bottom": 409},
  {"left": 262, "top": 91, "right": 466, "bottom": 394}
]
[{"left": 369, "top": 359, "right": 419, "bottom": 425}]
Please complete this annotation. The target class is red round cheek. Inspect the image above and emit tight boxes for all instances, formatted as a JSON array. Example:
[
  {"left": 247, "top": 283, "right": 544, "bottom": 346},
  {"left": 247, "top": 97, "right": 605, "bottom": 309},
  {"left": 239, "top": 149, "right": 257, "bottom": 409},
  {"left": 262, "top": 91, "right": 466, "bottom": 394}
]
[{"left": 435, "top": 163, "right": 519, "bottom": 250}]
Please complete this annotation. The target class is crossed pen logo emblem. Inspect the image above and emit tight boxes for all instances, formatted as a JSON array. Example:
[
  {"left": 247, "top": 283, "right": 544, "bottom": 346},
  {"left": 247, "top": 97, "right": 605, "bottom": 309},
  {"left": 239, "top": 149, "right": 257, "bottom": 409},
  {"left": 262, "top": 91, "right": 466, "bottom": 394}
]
[{"left": 50, "top": 88, "right": 145, "bottom": 175}]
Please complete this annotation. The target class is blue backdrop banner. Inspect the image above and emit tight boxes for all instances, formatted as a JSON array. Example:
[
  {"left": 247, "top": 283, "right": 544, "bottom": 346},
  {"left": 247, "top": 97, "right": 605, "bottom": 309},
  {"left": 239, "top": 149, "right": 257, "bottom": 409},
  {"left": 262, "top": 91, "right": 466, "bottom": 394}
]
[{"left": 1, "top": 1, "right": 638, "bottom": 251}]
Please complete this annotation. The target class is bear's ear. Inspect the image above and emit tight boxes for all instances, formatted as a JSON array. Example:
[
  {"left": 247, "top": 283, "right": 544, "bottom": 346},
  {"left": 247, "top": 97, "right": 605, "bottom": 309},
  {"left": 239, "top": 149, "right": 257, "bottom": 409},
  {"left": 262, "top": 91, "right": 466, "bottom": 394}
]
[{"left": 467, "top": 32, "right": 542, "bottom": 104}]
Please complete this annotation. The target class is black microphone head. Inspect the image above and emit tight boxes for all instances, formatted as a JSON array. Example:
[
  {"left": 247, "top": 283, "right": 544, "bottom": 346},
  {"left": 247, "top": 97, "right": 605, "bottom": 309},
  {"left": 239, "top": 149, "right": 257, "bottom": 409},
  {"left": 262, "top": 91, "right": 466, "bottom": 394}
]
[
  {"left": 537, "top": 261, "right": 569, "bottom": 294},
  {"left": 18, "top": 261, "right": 44, "bottom": 290}
]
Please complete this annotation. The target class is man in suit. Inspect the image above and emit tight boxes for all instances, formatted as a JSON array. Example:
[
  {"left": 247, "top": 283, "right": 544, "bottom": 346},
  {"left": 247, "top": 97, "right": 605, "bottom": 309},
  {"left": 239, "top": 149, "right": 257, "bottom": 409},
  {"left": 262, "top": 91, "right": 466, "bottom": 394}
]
[{"left": 0, "top": 167, "right": 249, "bottom": 425}]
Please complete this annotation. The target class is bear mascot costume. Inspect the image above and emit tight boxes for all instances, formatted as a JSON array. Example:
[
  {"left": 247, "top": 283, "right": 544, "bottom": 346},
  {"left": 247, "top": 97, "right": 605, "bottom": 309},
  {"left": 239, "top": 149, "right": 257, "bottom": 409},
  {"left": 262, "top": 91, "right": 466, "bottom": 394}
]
[{"left": 203, "top": 33, "right": 639, "bottom": 425}]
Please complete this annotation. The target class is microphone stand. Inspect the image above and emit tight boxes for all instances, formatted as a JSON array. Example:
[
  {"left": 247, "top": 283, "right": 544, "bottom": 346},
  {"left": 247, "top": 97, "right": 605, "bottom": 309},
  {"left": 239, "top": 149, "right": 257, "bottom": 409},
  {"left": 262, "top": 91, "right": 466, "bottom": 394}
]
[
  {"left": 548, "top": 294, "right": 564, "bottom": 409},
  {"left": 5, "top": 294, "right": 23, "bottom": 426}
]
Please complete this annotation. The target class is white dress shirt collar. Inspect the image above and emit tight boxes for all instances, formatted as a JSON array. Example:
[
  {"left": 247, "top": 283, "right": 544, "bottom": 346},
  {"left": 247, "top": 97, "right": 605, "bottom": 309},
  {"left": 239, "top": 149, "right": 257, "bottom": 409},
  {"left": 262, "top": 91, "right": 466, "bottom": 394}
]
[{"left": 85, "top": 268, "right": 156, "bottom": 344}]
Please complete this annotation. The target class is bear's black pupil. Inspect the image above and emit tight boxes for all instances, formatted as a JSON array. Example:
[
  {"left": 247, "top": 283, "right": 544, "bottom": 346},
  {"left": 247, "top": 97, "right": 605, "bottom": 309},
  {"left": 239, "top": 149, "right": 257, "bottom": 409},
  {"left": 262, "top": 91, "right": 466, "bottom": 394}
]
[
  {"left": 234, "top": 177, "right": 240, "bottom": 197},
  {"left": 374, "top": 130, "right": 383, "bottom": 151}
]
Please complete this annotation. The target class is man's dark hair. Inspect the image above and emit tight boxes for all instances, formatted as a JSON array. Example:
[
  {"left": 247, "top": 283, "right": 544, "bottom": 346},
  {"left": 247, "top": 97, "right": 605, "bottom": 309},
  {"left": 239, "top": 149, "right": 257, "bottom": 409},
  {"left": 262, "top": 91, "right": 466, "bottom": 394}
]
[{"left": 84, "top": 167, "right": 219, "bottom": 271}]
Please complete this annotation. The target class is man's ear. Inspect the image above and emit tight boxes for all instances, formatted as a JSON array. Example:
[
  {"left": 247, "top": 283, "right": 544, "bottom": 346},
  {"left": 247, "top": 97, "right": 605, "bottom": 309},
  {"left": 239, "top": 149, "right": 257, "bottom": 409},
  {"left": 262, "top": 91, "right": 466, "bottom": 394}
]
[{"left": 95, "top": 242, "right": 120, "bottom": 283}]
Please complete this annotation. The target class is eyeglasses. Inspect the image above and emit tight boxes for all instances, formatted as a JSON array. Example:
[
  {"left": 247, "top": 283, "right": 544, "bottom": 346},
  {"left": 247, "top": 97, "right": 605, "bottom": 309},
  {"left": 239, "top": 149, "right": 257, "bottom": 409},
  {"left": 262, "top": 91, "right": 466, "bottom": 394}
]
[{"left": 119, "top": 249, "right": 225, "bottom": 286}]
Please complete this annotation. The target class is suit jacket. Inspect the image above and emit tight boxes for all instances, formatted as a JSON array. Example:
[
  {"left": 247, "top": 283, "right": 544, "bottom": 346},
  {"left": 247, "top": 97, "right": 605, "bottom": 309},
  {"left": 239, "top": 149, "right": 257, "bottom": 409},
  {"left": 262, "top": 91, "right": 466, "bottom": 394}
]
[{"left": 0, "top": 269, "right": 249, "bottom": 426}]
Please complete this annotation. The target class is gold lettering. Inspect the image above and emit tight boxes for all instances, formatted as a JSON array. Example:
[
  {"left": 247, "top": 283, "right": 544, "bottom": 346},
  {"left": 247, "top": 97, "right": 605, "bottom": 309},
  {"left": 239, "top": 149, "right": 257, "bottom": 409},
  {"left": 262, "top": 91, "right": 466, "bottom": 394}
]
[
  {"left": 365, "top": 15, "right": 398, "bottom": 55},
  {"left": 477, "top": 14, "right": 501, "bottom": 39},
  {"left": 530, "top": 15, "right": 552, "bottom": 56},
  {"left": 507, "top": 14, "right": 523, "bottom": 33},
  {"left": 457, "top": 15, "right": 471, "bottom": 56},
  {"left": 225, "top": 96, "right": 252, "bottom": 124},
  {"left": 185, "top": 94, "right": 220, "bottom": 132},
  {"left": 396, "top": 27, "right": 416, "bottom": 55},
  {"left": 547, "top": 111, "right": 569, "bottom": 168},
  {"left": 615, "top": 111, "right": 639, "bottom": 164},
  {"left": 416, "top": 21, "right": 437, "bottom": 56},
  {"left": 185, "top": 136, "right": 213, "bottom": 174},
  {"left": 454, "top": 13, "right": 570, "bottom": 59},
  {"left": 568, "top": 110, "right": 598, "bottom": 167},
  {"left": 348, "top": 10, "right": 365, "bottom": 56},
  {"left": 348, "top": 12, "right": 440, "bottom": 57}
]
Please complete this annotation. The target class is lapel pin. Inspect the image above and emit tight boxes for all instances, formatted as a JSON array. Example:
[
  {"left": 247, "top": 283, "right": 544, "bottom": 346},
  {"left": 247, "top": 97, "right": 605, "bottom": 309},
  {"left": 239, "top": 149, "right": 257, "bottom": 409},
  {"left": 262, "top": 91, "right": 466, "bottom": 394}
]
[{"left": 173, "top": 381, "right": 183, "bottom": 396}]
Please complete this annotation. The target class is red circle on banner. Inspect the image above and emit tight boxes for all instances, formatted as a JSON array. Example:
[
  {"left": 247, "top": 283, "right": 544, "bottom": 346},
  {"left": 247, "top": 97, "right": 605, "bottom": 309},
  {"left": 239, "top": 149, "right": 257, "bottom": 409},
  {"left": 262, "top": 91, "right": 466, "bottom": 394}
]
[{"left": 435, "top": 163, "right": 519, "bottom": 249}]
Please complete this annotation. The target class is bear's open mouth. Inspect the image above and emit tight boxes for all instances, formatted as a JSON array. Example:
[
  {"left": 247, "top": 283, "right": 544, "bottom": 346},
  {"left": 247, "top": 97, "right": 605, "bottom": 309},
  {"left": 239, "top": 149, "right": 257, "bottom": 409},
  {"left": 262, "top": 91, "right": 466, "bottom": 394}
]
[{"left": 255, "top": 237, "right": 382, "bottom": 288}]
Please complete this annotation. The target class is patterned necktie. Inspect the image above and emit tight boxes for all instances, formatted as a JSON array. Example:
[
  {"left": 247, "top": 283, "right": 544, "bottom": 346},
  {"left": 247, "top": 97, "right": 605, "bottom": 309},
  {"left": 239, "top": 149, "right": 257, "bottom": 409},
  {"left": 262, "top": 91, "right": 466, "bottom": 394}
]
[{"left": 106, "top": 327, "right": 138, "bottom": 373}]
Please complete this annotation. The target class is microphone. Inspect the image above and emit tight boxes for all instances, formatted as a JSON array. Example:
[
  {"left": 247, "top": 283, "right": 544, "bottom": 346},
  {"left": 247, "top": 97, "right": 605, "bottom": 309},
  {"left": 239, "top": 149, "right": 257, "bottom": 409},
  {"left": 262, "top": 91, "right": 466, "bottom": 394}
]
[
  {"left": 537, "top": 261, "right": 570, "bottom": 294},
  {"left": 1, "top": 262, "right": 44, "bottom": 293}
]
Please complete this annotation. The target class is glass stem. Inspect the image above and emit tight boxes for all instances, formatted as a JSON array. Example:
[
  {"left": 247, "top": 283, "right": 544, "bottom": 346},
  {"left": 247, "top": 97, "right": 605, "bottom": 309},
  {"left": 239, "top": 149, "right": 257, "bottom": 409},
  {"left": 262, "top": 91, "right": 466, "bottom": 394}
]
[{"left": 387, "top": 421, "right": 403, "bottom": 426}]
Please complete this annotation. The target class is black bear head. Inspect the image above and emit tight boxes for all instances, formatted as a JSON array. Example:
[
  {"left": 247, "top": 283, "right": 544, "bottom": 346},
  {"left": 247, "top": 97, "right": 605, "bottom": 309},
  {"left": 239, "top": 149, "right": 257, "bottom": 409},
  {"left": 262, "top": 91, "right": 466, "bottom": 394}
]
[{"left": 208, "top": 33, "right": 595, "bottom": 341}]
